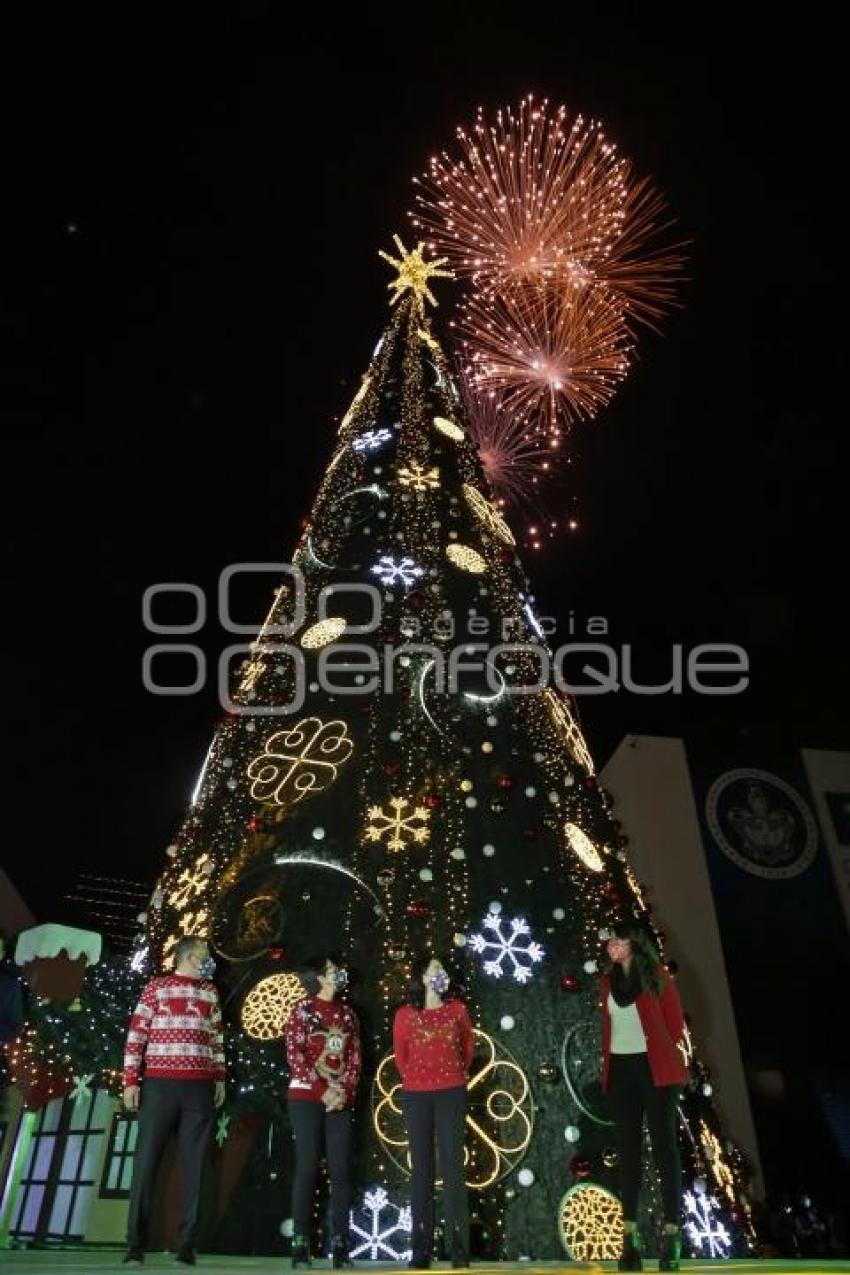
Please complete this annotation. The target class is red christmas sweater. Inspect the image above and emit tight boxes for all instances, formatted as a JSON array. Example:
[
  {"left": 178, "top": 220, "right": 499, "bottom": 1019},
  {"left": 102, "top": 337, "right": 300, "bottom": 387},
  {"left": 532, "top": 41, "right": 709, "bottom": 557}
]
[
  {"left": 393, "top": 999, "right": 474, "bottom": 1092},
  {"left": 285, "top": 995, "right": 361, "bottom": 1106},
  {"left": 123, "top": 973, "right": 225, "bottom": 1087}
]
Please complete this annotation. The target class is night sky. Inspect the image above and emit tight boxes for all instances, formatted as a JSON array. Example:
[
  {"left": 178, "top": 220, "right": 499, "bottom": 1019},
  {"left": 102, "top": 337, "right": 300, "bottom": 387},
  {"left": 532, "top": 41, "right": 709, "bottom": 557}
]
[{"left": 1, "top": 7, "right": 844, "bottom": 920}]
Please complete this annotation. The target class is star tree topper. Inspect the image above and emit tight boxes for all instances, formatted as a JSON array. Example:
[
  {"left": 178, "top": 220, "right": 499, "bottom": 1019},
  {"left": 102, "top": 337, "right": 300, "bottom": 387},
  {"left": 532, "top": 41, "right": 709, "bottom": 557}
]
[{"left": 379, "top": 234, "right": 453, "bottom": 308}]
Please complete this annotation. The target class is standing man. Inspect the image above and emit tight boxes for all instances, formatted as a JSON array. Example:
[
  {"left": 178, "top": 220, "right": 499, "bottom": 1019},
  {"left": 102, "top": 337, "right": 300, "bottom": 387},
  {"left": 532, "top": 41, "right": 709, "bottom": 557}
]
[{"left": 123, "top": 936, "right": 225, "bottom": 1267}]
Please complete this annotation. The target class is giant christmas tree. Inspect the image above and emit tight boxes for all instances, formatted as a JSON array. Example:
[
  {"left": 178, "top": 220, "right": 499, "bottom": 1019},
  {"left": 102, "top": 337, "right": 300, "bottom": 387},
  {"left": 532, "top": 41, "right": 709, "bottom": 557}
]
[{"left": 138, "top": 240, "right": 755, "bottom": 1261}]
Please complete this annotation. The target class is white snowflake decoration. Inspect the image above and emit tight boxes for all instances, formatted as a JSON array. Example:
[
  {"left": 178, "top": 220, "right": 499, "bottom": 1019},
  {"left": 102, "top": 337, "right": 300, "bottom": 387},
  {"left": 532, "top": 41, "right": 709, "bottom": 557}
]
[
  {"left": 349, "top": 1186, "right": 412, "bottom": 1260},
  {"left": 684, "top": 1184, "right": 733, "bottom": 1258},
  {"left": 352, "top": 428, "right": 393, "bottom": 453},
  {"left": 469, "top": 909, "right": 544, "bottom": 983},
  {"left": 129, "top": 944, "right": 149, "bottom": 974},
  {"left": 370, "top": 554, "right": 424, "bottom": 588}
]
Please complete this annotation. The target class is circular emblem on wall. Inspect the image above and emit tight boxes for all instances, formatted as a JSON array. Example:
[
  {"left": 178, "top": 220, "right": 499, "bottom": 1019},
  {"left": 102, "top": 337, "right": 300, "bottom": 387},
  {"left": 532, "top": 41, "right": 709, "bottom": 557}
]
[{"left": 705, "top": 768, "right": 817, "bottom": 879}]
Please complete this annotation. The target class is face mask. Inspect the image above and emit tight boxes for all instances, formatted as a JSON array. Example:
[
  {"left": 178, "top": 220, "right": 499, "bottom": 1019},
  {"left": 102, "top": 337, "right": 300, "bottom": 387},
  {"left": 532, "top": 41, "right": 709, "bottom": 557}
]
[
  {"left": 197, "top": 956, "right": 216, "bottom": 980},
  {"left": 430, "top": 970, "right": 450, "bottom": 994},
  {"left": 606, "top": 940, "right": 631, "bottom": 965},
  {"left": 331, "top": 968, "right": 348, "bottom": 990}
]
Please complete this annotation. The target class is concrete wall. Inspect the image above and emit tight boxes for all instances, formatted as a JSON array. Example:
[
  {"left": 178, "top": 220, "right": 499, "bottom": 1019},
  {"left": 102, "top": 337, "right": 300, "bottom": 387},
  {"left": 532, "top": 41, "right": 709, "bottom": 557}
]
[{"left": 601, "top": 733, "right": 764, "bottom": 1197}]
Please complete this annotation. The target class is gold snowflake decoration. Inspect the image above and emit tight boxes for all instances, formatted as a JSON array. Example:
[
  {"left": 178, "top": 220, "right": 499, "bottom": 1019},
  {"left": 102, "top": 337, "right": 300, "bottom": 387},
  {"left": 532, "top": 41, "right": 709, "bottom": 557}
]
[
  {"left": 167, "top": 854, "right": 215, "bottom": 910},
  {"left": 379, "top": 235, "right": 453, "bottom": 308},
  {"left": 398, "top": 462, "right": 440, "bottom": 492},
  {"left": 364, "top": 796, "right": 431, "bottom": 852}
]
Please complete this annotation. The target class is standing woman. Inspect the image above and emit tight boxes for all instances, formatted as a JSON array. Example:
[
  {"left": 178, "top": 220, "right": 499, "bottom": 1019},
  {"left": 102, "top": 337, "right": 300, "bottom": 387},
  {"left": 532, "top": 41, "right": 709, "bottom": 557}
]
[
  {"left": 393, "top": 954, "right": 474, "bottom": 1269},
  {"left": 600, "top": 922, "right": 689, "bottom": 1272},
  {"left": 285, "top": 953, "right": 361, "bottom": 1269}
]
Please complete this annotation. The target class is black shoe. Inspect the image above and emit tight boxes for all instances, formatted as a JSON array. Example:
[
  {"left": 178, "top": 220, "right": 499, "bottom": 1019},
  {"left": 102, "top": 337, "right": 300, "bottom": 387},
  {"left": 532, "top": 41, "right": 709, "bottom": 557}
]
[
  {"left": 332, "top": 1236, "right": 353, "bottom": 1269},
  {"left": 292, "top": 1236, "right": 312, "bottom": 1268},
  {"left": 659, "top": 1228, "right": 681, "bottom": 1271},
  {"left": 618, "top": 1228, "right": 643, "bottom": 1272},
  {"left": 176, "top": 1249, "right": 196, "bottom": 1267},
  {"left": 123, "top": 1252, "right": 144, "bottom": 1268}
]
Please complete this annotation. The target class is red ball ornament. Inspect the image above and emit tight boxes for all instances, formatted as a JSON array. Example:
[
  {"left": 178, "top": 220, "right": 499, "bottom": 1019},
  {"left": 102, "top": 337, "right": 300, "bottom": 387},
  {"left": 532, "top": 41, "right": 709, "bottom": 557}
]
[
  {"left": 267, "top": 947, "right": 285, "bottom": 961},
  {"left": 423, "top": 793, "right": 441, "bottom": 810},
  {"left": 382, "top": 760, "right": 398, "bottom": 776},
  {"left": 246, "top": 816, "right": 261, "bottom": 833},
  {"left": 570, "top": 1154, "right": 592, "bottom": 1179},
  {"left": 561, "top": 973, "right": 581, "bottom": 991},
  {"left": 583, "top": 774, "right": 598, "bottom": 790},
  {"left": 406, "top": 900, "right": 430, "bottom": 920},
  {"left": 497, "top": 775, "right": 516, "bottom": 791}
]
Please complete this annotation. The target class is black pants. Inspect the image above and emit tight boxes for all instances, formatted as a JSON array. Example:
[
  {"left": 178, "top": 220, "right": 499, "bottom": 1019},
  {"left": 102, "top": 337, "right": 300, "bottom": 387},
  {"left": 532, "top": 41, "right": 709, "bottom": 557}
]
[
  {"left": 607, "top": 1054, "right": 681, "bottom": 1224},
  {"left": 288, "top": 1099, "right": 353, "bottom": 1240},
  {"left": 402, "top": 1086, "right": 469, "bottom": 1255},
  {"left": 127, "top": 1078, "right": 215, "bottom": 1250}
]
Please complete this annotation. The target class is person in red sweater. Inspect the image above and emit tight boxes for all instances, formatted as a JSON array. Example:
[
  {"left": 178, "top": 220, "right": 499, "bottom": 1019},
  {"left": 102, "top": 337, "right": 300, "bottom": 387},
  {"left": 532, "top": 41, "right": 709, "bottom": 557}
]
[
  {"left": 285, "top": 953, "right": 361, "bottom": 1269},
  {"left": 600, "top": 922, "right": 689, "bottom": 1273},
  {"left": 393, "top": 954, "right": 474, "bottom": 1269},
  {"left": 121, "top": 934, "right": 225, "bottom": 1268}
]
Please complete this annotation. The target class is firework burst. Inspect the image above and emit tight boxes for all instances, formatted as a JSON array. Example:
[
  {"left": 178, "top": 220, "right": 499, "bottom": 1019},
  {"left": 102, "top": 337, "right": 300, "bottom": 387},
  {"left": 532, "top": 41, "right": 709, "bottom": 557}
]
[
  {"left": 459, "top": 378, "right": 554, "bottom": 505},
  {"left": 455, "top": 281, "right": 633, "bottom": 437},
  {"left": 411, "top": 94, "right": 684, "bottom": 326},
  {"left": 458, "top": 373, "right": 579, "bottom": 551}
]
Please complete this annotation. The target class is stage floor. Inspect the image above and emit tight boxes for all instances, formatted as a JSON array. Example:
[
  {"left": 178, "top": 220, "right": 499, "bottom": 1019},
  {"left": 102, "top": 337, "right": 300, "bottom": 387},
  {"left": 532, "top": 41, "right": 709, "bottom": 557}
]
[{"left": 0, "top": 1258, "right": 849, "bottom": 1274}]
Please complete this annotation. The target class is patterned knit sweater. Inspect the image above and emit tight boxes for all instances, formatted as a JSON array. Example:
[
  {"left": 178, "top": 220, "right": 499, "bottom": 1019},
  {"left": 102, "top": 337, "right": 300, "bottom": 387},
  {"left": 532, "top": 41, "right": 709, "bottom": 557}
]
[
  {"left": 123, "top": 973, "right": 225, "bottom": 1086},
  {"left": 285, "top": 995, "right": 361, "bottom": 1105}
]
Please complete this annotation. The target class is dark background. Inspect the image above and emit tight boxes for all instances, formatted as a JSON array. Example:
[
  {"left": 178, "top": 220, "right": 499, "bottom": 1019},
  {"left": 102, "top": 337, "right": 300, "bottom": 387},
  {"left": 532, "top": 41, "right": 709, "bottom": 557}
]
[{"left": 1, "top": 10, "right": 844, "bottom": 930}]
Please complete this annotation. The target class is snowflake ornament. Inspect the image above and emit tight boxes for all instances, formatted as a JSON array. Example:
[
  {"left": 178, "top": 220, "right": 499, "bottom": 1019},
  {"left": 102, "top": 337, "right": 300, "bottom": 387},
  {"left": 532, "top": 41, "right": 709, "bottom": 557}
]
[
  {"left": 370, "top": 554, "right": 425, "bottom": 588},
  {"left": 352, "top": 428, "right": 393, "bottom": 453},
  {"left": 684, "top": 1183, "right": 733, "bottom": 1258},
  {"left": 364, "top": 796, "right": 431, "bottom": 852},
  {"left": 397, "top": 462, "right": 440, "bottom": 492},
  {"left": 469, "top": 908, "right": 545, "bottom": 983},
  {"left": 349, "top": 1186, "right": 412, "bottom": 1260}
]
